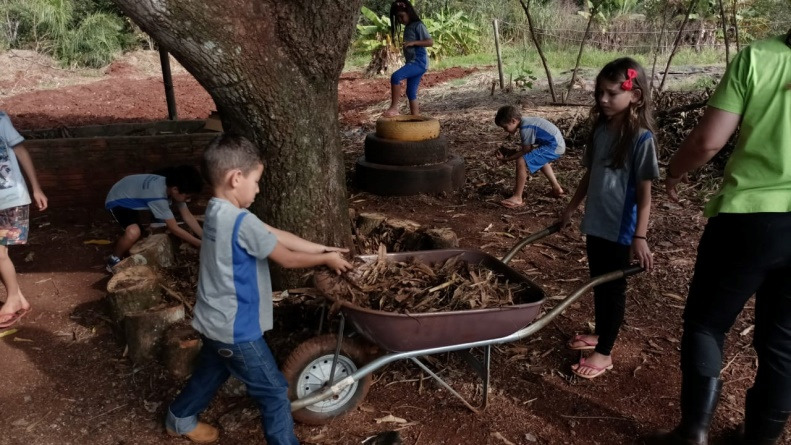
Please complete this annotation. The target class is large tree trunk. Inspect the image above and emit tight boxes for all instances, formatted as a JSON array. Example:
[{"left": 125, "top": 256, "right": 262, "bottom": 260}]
[{"left": 113, "top": 1, "right": 361, "bottom": 288}]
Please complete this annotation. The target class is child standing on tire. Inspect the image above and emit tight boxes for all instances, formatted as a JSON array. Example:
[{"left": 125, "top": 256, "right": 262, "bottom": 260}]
[
  {"left": 558, "top": 58, "right": 658, "bottom": 380},
  {"left": 494, "top": 105, "right": 566, "bottom": 207},
  {"left": 383, "top": 0, "right": 433, "bottom": 117},
  {"left": 164, "top": 135, "right": 352, "bottom": 444}
]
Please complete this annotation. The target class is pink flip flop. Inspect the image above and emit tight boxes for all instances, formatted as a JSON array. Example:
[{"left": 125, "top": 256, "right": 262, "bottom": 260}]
[
  {"left": 567, "top": 334, "right": 598, "bottom": 350},
  {"left": 0, "top": 307, "right": 31, "bottom": 329},
  {"left": 0, "top": 312, "right": 21, "bottom": 329},
  {"left": 572, "top": 357, "right": 613, "bottom": 380}
]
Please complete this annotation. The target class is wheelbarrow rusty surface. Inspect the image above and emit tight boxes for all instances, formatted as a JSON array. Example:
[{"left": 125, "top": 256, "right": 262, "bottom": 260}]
[{"left": 314, "top": 249, "right": 546, "bottom": 352}]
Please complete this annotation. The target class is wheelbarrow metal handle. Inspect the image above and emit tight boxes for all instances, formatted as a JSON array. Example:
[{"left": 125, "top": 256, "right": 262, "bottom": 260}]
[
  {"left": 500, "top": 222, "right": 562, "bottom": 265},
  {"left": 521, "top": 265, "right": 645, "bottom": 337}
]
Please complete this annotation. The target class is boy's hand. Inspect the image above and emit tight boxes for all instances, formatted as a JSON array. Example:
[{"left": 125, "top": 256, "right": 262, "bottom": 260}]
[
  {"left": 325, "top": 252, "right": 353, "bottom": 275},
  {"left": 631, "top": 238, "right": 653, "bottom": 272}
]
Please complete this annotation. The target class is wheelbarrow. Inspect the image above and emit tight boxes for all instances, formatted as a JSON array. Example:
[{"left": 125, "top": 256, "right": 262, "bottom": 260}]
[{"left": 285, "top": 223, "right": 643, "bottom": 425}]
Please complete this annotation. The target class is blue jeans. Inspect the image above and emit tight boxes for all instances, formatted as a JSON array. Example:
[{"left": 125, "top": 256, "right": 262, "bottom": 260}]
[
  {"left": 391, "top": 60, "right": 427, "bottom": 100},
  {"left": 165, "top": 336, "right": 299, "bottom": 445}
]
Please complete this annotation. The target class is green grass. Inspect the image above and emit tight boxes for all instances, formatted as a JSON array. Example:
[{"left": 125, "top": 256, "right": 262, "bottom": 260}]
[{"left": 344, "top": 44, "right": 728, "bottom": 77}]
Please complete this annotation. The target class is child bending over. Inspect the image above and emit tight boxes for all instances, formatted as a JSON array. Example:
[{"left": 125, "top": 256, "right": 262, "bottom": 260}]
[
  {"left": 104, "top": 165, "right": 203, "bottom": 272},
  {"left": 494, "top": 105, "right": 566, "bottom": 208}
]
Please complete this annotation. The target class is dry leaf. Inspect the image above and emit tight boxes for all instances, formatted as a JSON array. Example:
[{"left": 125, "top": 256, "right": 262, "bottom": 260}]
[
  {"left": 491, "top": 432, "right": 516, "bottom": 445},
  {"left": 375, "top": 414, "right": 407, "bottom": 424}
]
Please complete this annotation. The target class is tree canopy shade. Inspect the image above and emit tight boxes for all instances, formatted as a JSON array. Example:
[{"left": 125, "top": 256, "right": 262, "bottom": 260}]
[{"left": 112, "top": 0, "right": 362, "bottom": 287}]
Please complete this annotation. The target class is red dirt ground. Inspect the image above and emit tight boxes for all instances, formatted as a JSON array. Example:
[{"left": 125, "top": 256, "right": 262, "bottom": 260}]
[{"left": 0, "top": 51, "right": 778, "bottom": 445}]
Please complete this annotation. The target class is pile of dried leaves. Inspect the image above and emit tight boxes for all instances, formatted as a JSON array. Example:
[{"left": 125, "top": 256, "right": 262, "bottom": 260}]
[{"left": 327, "top": 245, "right": 528, "bottom": 314}]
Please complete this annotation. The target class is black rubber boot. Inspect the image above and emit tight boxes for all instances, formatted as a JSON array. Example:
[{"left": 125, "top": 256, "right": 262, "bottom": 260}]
[
  {"left": 739, "top": 388, "right": 790, "bottom": 445},
  {"left": 644, "top": 376, "right": 723, "bottom": 445}
]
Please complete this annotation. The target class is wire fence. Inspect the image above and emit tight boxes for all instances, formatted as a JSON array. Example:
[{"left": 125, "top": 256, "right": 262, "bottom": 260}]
[{"left": 496, "top": 19, "right": 788, "bottom": 52}]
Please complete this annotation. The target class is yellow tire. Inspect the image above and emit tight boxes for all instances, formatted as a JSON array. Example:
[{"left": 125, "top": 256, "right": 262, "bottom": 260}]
[{"left": 375, "top": 115, "right": 440, "bottom": 142}]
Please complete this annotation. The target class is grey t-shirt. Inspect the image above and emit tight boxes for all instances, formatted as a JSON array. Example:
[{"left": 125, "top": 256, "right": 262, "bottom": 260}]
[
  {"left": 580, "top": 126, "right": 659, "bottom": 245},
  {"left": 192, "top": 198, "right": 278, "bottom": 344},
  {"left": 105, "top": 174, "right": 185, "bottom": 220},
  {"left": 402, "top": 21, "right": 430, "bottom": 64}
]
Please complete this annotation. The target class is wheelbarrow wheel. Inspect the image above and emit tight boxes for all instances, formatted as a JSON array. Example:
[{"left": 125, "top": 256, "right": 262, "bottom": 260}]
[{"left": 283, "top": 334, "right": 373, "bottom": 425}]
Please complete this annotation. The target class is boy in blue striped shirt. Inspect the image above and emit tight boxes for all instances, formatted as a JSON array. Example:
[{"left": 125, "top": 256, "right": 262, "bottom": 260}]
[{"left": 165, "top": 135, "right": 352, "bottom": 444}]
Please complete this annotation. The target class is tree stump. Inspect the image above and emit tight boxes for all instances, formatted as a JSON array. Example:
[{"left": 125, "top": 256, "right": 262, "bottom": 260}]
[
  {"left": 124, "top": 304, "right": 185, "bottom": 364},
  {"left": 163, "top": 322, "right": 202, "bottom": 379},
  {"left": 356, "top": 212, "right": 386, "bottom": 237},
  {"left": 128, "top": 233, "right": 175, "bottom": 268},
  {"left": 387, "top": 218, "right": 423, "bottom": 251},
  {"left": 424, "top": 228, "right": 459, "bottom": 249},
  {"left": 106, "top": 266, "right": 162, "bottom": 325}
]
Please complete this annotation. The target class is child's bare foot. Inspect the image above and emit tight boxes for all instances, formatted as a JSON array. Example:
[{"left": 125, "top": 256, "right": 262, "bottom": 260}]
[
  {"left": 382, "top": 108, "right": 400, "bottom": 117},
  {"left": 571, "top": 352, "right": 613, "bottom": 379},
  {"left": 500, "top": 198, "right": 524, "bottom": 209},
  {"left": 0, "top": 295, "right": 30, "bottom": 317}
]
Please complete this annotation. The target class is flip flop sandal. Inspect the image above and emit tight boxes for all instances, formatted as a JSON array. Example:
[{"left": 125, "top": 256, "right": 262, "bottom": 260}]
[
  {"left": 567, "top": 334, "right": 598, "bottom": 350},
  {"left": 500, "top": 200, "right": 525, "bottom": 209},
  {"left": 0, "top": 312, "right": 21, "bottom": 329},
  {"left": 572, "top": 357, "right": 613, "bottom": 380}
]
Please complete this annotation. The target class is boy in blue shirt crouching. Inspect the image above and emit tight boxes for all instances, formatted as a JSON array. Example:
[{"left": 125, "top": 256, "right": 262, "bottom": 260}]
[{"left": 165, "top": 135, "right": 352, "bottom": 444}]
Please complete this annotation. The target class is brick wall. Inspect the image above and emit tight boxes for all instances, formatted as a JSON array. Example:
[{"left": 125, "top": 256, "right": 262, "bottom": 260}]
[{"left": 21, "top": 121, "right": 219, "bottom": 208}]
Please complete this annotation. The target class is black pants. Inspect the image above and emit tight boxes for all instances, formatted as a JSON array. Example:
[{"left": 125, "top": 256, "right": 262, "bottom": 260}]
[
  {"left": 586, "top": 235, "right": 631, "bottom": 356},
  {"left": 682, "top": 213, "right": 791, "bottom": 413}
]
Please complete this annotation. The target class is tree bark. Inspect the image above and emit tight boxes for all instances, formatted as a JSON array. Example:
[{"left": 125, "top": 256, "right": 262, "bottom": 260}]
[{"left": 113, "top": 0, "right": 361, "bottom": 288}]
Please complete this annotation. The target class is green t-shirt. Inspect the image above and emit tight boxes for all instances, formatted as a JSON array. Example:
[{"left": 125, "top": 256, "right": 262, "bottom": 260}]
[{"left": 704, "top": 35, "right": 791, "bottom": 217}]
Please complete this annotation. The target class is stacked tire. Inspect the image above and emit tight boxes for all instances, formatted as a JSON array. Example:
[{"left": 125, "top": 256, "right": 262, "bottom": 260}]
[{"left": 355, "top": 115, "right": 465, "bottom": 196}]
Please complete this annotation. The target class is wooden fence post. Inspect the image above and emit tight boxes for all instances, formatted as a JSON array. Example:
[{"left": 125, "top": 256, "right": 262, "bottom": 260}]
[{"left": 493, "top": 19, "right": 505, "bottom": 90}]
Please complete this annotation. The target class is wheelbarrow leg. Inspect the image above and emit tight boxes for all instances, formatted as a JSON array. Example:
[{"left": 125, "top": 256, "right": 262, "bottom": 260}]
[
  {"left": 409, "top": 357, "right": 480, "bottom": 414},
  {"left": 328, "top": 313, "right": 346, "bottom": 386},
  {"left": 459, "top": 346, "right": 492, "bottom": 409}
]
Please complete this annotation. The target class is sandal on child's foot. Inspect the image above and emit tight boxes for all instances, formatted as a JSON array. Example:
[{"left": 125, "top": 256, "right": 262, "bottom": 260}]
[
  {"left": 572, "top": 357, "right": 613, "bottom": 380},
  {"left": 567, "top": 334, "right": 598, "bottom": 350}
]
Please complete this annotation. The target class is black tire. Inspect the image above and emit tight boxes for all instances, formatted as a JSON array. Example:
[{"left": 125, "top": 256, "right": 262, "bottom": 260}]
[
  {"left": 364, "top": 133, "right": 448, "bottom": 166},
  {"left": 282, "top": 335, "right": 372, "bottom": 425},
  {"left": 355, "top": 155, "right": 465, "bottom": 196}
]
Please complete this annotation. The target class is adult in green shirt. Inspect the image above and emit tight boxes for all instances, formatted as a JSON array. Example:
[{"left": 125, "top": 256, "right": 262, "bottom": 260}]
[{"left": 649, "top": 31, "right": 791, "bottom": 445}]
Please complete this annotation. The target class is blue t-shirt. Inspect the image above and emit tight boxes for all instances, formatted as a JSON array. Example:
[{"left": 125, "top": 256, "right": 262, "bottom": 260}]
[
  {"left": 105, "top": 174, "right": 184, "bottom": 221},
  {"left": 0, "top": 112, "right": 32, "bottom": 210},
  {"left": 192, "top": 198, "right": 278, "bottom": 344},
  {"left": 403, "top": 21, "right": 431, "bottom": 65},
  {"left": 519, "top": 117, "right": 566, "bottom": 155},
  {"left": 580, "top": 126, "right": 659, "bottom": 245}
]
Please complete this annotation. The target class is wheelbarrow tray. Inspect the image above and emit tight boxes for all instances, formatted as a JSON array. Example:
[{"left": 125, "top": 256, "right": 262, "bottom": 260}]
[{"left": 314, "top": 249, "right": 546, "bottom": 352}]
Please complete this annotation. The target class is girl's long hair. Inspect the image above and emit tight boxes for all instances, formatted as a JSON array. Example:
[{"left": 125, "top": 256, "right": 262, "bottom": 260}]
[
  {"left": 786, "top": 27, "right": 791, "bottom": 48},
  {"left": 389, "top": 0, "right": 422, "bottom": 43},
  {"left": 589, "top": 57, "right": 656, "bottom": 169}
]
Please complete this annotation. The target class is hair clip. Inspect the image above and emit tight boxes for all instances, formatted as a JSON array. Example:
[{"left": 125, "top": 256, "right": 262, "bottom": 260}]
[{"left": 621, "top": 68, "right": 638, "bottom": 91}]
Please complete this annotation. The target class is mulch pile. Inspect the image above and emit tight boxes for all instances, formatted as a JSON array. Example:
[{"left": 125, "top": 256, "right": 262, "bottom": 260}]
[{"left": 325, "top": 245, "right": 528, "bottom": 313}]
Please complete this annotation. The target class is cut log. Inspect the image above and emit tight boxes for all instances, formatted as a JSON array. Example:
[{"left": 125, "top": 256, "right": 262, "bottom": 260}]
[
  {"left": 106, "top": 265, "right": 162, "bottom": 324},
  {"left": 386, "top": 218, "right": 423, "bottom": 251},
  {"left": 163, "top": 322, "right": 202, "bottom": 379},
  {"left": 124, "top": 304, "right": 185, "bottom": 364},
  {"left": 128, "top": 233, "right": 175, "bottom": 268},
  {"left": 356, "top": 212, "right": 386, "bottom": 237},
  {"left": 424, "top": 228, "right": 459, "bottom": 249}
]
